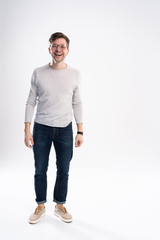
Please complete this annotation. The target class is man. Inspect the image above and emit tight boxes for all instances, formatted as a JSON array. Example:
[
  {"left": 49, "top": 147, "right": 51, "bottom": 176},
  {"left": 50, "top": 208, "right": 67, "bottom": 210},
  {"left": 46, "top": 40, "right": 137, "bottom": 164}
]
[{"left": 24, "top": 32, "right": 83, "bottom": 224}]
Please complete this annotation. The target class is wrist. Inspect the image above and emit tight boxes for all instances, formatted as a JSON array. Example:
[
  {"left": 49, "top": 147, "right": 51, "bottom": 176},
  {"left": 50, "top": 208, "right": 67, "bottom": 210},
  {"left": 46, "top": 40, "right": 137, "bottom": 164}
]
[
  {"left": 24, "top": 122, "right": 31, "bottom": 132},
  {"left": 24, "top": 129, "right": 31, "bottom": 133},
  {"left": 77, "top": 131, "right": 83, "bottom": 135},
  {"left": 77, "top": 123, "right": 83, "bottom": 132}
]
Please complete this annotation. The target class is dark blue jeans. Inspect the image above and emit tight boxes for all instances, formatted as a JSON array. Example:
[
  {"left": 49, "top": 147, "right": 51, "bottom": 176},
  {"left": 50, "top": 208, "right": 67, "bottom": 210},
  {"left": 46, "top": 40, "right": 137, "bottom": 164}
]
[{"left": 32, "top": 121, "right": 73, "bottom": 205}]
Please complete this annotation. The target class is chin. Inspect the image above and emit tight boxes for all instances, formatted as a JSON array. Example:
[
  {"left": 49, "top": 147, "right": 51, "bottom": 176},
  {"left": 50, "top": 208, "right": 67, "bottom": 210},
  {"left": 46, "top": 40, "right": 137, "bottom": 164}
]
[{"left": 54, "top": 58, "right": 64, "bottom": 63}]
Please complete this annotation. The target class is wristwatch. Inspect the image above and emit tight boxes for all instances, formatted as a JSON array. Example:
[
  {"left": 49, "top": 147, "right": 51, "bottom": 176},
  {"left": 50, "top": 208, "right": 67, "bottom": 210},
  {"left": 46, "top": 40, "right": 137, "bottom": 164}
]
[{"left": 77, "top": 131, "right": 83, "bottom": 135}]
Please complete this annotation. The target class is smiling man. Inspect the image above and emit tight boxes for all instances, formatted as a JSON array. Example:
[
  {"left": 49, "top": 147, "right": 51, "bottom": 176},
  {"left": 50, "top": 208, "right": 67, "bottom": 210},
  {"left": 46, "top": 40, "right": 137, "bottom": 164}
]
[{"left": 24, "top": 32, "right": 83, "bottom": 224}]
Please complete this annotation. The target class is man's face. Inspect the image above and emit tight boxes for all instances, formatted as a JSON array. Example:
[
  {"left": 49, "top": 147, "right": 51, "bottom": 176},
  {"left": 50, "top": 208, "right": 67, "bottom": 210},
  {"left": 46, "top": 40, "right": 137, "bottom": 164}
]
[{"left": 49, "top": 38, "right": 69, "bottom": 63}]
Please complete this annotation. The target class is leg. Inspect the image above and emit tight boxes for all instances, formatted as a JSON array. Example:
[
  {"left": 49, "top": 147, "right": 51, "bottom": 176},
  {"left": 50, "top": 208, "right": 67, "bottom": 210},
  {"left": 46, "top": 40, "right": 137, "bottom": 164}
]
[
  {"left": 53, "top": 122, "right": 73, "bottom": 204},
  {"left": 32, "top": 122, "right": 52, "bottom": 204}
]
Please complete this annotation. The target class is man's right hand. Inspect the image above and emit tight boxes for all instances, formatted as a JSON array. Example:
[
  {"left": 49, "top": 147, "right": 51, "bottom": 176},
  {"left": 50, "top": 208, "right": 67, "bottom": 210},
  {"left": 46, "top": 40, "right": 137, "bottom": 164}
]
[
  {"left": 24, "top": 123, "right": 34, "bottom": 149},
  {"left": 24, "top": 130, "right": 34, "bottom": 149}
]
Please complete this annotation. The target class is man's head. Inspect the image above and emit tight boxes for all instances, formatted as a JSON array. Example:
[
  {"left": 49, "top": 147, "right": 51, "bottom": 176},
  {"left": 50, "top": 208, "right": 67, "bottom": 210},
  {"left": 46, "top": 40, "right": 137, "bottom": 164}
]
[
  {"left": 49, "top": 32, "right": 70, "bottom": 47},
  {"left": 48, "top": 32, "right": 70, "bottom": 63}
]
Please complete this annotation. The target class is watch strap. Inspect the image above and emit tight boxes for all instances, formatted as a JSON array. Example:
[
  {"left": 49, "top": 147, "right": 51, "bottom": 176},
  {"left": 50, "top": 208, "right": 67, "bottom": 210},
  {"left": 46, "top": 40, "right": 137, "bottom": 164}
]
[{"left": 77, "top": 131, "right": 83, "bottom": 135}]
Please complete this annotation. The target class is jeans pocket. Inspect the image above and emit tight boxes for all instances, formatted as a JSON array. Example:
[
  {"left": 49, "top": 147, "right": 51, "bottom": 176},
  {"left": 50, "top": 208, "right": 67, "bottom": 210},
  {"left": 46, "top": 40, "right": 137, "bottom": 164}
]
[{"left": 33, "top": 122, "right": 50, "bottom": 144}]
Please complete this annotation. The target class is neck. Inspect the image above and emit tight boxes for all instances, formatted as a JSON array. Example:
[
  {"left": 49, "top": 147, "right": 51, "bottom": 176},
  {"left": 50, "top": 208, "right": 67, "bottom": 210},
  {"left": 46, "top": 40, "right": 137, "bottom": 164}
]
[{"left": 50, "top": 60, "right": 67, "bottom": 70}]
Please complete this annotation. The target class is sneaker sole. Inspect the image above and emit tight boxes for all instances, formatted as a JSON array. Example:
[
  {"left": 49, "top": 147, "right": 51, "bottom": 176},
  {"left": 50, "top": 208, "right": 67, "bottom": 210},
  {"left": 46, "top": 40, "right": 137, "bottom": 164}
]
[
  {"left": 54, "top": 212, "right": 73, "bottom": 223},
  {"left": 29, "top": 213, "right": 46, "bottom": 224}
]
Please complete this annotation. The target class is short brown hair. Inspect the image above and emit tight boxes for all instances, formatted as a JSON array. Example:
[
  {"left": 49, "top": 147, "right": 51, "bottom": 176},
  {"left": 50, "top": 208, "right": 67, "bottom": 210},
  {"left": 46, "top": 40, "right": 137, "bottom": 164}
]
[{"left": 49, "top": 32, "right": 70, "bottom": 48}]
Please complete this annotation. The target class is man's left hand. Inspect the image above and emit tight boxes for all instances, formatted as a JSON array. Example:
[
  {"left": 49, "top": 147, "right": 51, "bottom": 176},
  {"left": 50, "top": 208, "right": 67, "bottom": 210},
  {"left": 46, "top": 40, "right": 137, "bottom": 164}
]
[{"left": 75, "top": 134, "right": 84, "bottom": 147}]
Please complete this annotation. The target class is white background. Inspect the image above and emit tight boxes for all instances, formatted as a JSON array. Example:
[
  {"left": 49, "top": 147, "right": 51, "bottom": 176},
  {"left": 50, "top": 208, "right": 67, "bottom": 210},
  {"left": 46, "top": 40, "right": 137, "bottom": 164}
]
[{"left": 0, "top": 0, "right": 160, "bottom": 239}]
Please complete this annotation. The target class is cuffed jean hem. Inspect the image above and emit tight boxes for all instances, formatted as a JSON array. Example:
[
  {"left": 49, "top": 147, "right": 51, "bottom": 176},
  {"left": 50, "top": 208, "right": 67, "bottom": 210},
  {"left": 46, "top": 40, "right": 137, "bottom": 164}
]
[
  {"left": 36, "top": 200, "right": 47, "bottom": 204},
  {"left": 53, "top": 199, "right": 66, "bottom": 205}
]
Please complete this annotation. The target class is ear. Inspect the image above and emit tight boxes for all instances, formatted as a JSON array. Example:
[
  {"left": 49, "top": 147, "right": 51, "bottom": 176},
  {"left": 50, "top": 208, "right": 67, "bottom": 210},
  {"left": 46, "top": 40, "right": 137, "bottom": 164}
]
[
  {"left": 66, "top": 47, "right": 69, "bottom": 56},
  {"left": 48, "top": 47, "right": 51, "bottom": 54}
]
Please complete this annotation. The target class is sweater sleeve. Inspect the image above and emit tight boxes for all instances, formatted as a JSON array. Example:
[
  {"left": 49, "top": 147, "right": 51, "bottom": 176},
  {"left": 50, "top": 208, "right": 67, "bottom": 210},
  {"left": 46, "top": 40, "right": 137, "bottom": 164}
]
[
  {"left": 72, "top": 72, "right": 83, "bottom": 124},
  {"left": 24, "top": 70, "right": 38, "bottom": 123}
]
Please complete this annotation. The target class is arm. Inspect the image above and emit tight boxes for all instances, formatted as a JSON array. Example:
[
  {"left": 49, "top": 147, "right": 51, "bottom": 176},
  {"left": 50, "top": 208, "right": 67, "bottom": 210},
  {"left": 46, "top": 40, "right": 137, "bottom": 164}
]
[
  {"left": 72, "top": 72, "right": 84, "bottom": 147},
  {"left": 24, "top": 70, "right": 38, "bottom": 123},
  {"left": 77, "top": 123, "right": 83, "bottom": 132},
  {"left": 24, "top": 70, "right": 38, "bottom": 149}
]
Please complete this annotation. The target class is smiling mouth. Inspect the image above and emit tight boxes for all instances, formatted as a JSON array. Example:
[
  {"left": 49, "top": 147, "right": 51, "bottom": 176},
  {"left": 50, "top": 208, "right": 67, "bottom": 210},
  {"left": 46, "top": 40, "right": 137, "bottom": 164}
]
[{"left": 55, "top": 53, "right": 63, "bottom": 56}]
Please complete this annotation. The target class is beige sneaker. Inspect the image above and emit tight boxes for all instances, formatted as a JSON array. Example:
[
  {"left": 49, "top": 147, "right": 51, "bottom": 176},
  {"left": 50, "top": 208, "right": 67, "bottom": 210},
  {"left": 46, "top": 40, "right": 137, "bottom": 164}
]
[
  {"left": 29, "top": 206, "right": 46, "bottom": 224},
  {"left": 54, "top": 205, "right": 73, "bottom": 223}
]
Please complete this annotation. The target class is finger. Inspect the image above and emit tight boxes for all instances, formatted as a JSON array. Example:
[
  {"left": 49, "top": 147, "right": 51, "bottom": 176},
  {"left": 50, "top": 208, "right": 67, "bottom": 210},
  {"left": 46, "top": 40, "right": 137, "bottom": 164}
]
[
  {"left": 78, "top": 140, "right": 83, "bottom": 147},
  {"left": 31, "top": 137, "right": 34, "bottom": 146},
  {"left": 24, "top": 139, "right": 32, "bottom": 148},
  {"left": 27, "top": 142, "right": 32, "bottom": 148},
  {"left": 24, "top": 139, "right": 29, "bottom": 147},
  {"left": 78, "top": 141, "right": 82, "bottom": 147},
  {"left": 76, "top": 140, "right": 81, "bottom": 147},
  {"left": 75, "top": 139, "right": 79, "bottom": 147}
]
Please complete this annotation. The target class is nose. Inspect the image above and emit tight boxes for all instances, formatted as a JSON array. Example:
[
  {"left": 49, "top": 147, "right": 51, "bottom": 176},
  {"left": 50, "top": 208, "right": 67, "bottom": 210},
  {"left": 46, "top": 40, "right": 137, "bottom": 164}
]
[{"left": 55, "top": 45, "right": 61, "bottom": 51}]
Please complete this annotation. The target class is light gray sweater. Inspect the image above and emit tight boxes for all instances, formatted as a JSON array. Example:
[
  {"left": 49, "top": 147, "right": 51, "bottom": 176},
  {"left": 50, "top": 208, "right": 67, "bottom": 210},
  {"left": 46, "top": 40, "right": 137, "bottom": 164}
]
[{"left": 24, "top": 63, "right": 83, "bottom": 127}]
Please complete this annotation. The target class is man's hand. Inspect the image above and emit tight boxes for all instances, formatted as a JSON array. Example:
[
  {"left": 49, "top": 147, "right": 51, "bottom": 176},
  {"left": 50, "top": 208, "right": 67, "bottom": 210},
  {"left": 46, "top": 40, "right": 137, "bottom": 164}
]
[
  {"left": 75, "top": 134, "right": 84, "bottom": 147},
  {"left": 24, "top": 130, "right": 34, "bottom": 149}
]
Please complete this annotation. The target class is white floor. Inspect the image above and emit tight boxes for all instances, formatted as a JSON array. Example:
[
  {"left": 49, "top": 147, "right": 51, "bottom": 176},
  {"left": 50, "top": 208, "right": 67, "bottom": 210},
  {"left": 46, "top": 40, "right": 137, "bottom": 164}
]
[{"left": 1, "top": 152, "right": 160, "bottom": 240}]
